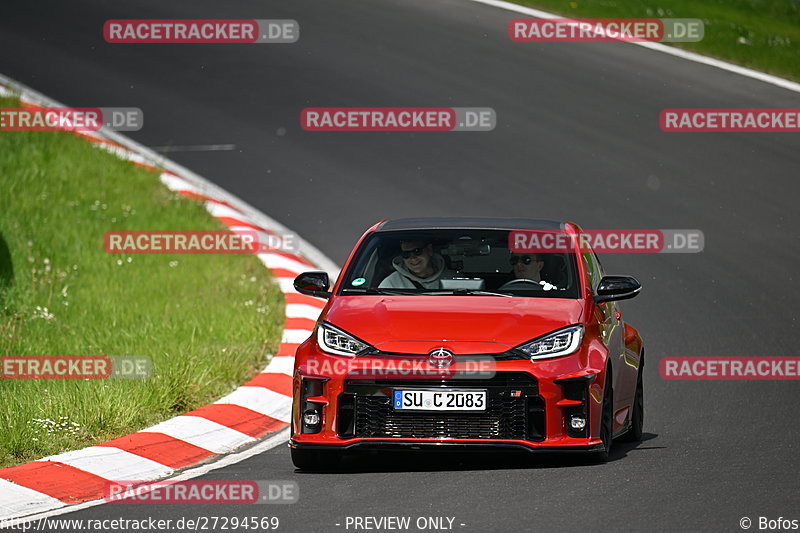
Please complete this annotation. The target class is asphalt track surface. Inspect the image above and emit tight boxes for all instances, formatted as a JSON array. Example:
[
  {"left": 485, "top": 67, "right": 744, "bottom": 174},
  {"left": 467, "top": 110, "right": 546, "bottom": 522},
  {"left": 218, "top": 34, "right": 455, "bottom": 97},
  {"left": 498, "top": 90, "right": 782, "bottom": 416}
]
[{"left": 2, "top": 0, "right": 800, "bottom": 531}]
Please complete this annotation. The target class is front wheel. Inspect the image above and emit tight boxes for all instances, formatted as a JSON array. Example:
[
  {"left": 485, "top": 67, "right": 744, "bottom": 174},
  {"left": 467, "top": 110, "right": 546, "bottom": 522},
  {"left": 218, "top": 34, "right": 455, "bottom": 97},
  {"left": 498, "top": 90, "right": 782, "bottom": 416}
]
[
  {"left": 620, "top": 357, "right": 644, "bottom": 443},
  {"left": 291, "top": 447, "right": 342, "bottom": 471},
  {"left": 590, "top": 375, "right": 614, "bottom": 463}
]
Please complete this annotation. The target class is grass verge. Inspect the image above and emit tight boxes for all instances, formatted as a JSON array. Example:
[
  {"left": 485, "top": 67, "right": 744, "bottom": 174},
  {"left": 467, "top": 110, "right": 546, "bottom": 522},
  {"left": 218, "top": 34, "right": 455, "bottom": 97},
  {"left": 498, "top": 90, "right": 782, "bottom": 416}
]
[
  {"left": 0, "top": 96, "right": 285, "bottom": 468},
  {"left": 512, "top": 0, "right": 800, "bottom": 82}
]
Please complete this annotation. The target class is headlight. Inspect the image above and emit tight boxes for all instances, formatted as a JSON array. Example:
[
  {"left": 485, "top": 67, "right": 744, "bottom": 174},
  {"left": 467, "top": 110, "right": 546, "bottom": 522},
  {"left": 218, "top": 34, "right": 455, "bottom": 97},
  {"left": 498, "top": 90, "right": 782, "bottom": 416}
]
[
  {"left": 515, "top": 325, "right": 584, "bottom": 360},
  {"left": 317, "top": 323, "right": 371, "bottom": 356}
]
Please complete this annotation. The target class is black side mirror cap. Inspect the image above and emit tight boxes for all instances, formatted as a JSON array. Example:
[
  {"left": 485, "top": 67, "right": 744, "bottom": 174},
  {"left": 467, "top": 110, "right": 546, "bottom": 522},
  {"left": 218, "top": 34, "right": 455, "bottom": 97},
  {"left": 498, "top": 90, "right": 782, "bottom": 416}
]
[
  {"left": 294, "top": 271, "right": 331, "bottom": 299},
  {"left": 594, "top": 275, "right": 641, "bottom": 304}
]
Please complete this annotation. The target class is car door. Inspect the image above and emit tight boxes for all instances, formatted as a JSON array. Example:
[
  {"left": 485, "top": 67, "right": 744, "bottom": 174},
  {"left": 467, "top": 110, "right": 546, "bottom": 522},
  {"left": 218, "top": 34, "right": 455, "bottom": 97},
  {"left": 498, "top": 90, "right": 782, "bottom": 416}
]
[{"left": 582, "top": 250, "right": 629, "bottom": 422}]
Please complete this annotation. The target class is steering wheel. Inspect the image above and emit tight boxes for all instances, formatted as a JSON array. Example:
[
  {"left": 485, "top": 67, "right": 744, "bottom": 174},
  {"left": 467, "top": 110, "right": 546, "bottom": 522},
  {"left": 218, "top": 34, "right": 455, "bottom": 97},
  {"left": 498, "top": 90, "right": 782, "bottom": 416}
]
[{"left": 499, "top": 278, "right": 545, "bottom": 290}]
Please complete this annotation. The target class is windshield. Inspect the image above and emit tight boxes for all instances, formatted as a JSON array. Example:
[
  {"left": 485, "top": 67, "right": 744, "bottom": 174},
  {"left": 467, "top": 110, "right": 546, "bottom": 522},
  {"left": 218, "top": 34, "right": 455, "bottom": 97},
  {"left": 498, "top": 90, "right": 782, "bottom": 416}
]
[{"left": 339, "top": 229, "right": 580, "bottom": 298}]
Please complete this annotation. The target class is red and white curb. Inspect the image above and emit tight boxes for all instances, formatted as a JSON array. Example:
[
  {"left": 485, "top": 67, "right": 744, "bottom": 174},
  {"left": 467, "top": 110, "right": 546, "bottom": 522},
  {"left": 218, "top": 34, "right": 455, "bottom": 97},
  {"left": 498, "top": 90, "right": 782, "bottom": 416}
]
[{"left": 0, "top": 76, "right": 337, "bottom": 521}]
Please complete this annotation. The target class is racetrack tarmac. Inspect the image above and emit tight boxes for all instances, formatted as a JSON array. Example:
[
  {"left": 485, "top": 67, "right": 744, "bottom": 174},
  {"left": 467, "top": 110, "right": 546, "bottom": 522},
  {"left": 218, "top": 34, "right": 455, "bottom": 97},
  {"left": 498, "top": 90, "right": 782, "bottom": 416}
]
[{"left": 2, "top": 0, "right": 799, "bottom": 531}]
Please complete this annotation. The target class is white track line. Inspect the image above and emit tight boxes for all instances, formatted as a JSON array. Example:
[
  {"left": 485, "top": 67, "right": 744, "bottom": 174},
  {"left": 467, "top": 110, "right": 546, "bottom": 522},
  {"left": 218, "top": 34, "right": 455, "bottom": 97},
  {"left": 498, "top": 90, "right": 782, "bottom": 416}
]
[
  {"left": 466, "top": 0, "right": 800, "bottom": 94},
  {"left": 150, "top": 144, "right": 237, "bottom": 152}
]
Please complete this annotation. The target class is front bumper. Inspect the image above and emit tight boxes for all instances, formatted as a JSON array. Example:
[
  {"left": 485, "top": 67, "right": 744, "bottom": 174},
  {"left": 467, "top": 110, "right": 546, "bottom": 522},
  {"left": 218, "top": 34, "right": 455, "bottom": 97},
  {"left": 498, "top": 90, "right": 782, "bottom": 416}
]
[
  {"left": 288, "top": 440, "right": 606, "bottom": 453},
  {"left": 291, "top": 341, "right": 609, "bottom": 452}
]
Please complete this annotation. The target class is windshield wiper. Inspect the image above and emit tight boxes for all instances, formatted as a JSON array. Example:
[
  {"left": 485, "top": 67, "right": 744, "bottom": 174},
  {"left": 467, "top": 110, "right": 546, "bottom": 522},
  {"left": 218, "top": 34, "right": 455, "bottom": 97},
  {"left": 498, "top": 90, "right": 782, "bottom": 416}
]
[
  {"left": 344, "top": 288, "right": 515, "bottom": 297},
  {"left": 423, "top": 289, "right": 515, "bottom": 298},
  {"left": 344, "top": 288, "right": 420, "bottom": 295}
]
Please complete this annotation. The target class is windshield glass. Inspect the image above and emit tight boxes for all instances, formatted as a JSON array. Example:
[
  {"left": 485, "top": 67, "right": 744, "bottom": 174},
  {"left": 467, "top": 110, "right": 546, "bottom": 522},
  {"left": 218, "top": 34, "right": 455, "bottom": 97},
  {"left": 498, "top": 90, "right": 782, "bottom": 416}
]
[{"left": 339, "top": 229, "right": 580, "bottom": 298}]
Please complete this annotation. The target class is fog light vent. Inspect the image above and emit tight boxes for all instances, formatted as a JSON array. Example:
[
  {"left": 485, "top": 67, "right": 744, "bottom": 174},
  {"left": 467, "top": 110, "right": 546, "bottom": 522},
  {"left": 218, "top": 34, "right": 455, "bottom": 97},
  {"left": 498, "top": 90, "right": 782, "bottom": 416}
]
[
  {"left": 569, "top": 415, "right": 586, "bottom": 430},
  {"left": 303, "top": 410, "right": 320, "bottom": 426},
  {"left": 300, "top": 378, "right": 325, "bottom": 434}
]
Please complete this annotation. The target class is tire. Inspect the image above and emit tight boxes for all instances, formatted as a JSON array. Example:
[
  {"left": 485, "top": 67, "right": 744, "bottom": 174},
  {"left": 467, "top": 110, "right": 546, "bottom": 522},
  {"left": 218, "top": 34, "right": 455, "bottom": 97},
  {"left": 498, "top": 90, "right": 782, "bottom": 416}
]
[
  {"left": 620, "top": 357, "right": 644, "bottom": 443},
  {"left": 591, "top": 374, "right": 614, "bottom": 463},
  {"left": 291, "top": 447, "right": 342, "bottom": 471}
]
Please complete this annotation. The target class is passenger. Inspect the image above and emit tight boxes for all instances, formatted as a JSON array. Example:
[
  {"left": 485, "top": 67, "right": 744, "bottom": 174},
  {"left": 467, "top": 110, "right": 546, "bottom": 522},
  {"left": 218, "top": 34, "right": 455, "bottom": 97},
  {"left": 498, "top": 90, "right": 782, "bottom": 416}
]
[{"left": 379, "top": 240, "right": 453, "bottom": 289}]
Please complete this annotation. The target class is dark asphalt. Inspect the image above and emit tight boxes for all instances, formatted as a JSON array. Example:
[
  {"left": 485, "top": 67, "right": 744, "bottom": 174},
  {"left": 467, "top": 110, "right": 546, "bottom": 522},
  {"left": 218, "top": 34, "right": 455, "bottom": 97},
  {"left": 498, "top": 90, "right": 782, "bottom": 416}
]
[{"left": 2, "top": 0, "right": 800, "bottom": 531}]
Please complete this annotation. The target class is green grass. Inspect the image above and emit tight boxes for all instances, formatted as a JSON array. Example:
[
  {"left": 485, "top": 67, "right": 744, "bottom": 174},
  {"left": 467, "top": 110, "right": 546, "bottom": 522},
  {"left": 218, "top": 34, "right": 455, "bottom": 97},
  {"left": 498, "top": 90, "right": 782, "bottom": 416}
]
[
  {"left": 0, "top": 96, "right": 285, "bottom": 468},
  {"left": 513, "top": 0, "right": 800, "bottom": 81}
]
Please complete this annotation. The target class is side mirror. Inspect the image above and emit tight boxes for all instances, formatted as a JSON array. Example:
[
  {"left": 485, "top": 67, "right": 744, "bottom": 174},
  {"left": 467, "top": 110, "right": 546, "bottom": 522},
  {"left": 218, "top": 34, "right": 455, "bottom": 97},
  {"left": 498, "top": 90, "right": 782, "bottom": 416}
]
[
  {"left": 294, "top": 271, "right": 331, "bottom": 299},
  {"left": 594, "top": 275, "right": 641, "bottom": 304}
]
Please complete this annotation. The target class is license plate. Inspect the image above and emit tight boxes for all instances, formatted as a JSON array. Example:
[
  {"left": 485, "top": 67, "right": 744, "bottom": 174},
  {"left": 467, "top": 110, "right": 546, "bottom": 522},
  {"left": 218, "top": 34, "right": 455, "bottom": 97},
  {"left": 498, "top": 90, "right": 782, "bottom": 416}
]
[{"left": 392, "top": 390, "right": 486, "bottom": 411}]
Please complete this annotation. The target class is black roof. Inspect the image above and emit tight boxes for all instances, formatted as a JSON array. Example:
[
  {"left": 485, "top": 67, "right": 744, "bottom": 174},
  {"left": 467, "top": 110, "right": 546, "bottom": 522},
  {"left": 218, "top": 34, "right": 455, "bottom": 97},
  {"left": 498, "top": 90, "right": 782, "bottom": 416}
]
[{"left": 375, "top": 217, "right": 565, "bottom": 232}]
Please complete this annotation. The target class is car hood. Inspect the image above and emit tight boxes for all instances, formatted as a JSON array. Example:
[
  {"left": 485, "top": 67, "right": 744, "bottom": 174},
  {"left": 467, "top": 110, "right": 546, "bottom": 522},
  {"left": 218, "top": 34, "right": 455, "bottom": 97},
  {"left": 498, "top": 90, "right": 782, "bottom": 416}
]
[{"left": 323, "top": 295, "right": 584, "bottom": 355}]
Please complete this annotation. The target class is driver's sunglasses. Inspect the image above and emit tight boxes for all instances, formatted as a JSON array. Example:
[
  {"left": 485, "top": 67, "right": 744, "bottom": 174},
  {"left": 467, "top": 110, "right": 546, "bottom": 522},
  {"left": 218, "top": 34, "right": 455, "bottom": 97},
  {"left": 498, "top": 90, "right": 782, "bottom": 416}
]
[
  {"left": 401, "top": 247, "right": 425, "bottom": 259},
  {"left": 509, "top": 255, "right": 540, "bottom": 266}
]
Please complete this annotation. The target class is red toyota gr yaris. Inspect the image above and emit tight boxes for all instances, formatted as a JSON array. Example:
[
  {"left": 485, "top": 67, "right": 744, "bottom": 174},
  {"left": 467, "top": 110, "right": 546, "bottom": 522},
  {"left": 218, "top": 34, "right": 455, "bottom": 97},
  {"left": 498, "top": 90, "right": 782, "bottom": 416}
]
[{"left": 289, "top": 218, "right": 644, "bottom": 469}]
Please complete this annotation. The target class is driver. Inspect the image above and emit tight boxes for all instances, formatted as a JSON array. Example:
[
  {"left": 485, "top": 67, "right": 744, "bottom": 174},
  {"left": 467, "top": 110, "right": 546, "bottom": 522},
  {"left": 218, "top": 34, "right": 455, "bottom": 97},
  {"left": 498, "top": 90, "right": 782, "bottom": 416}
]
[
  {"left": 510, "top": 253, "right": 544, "bottom": 281},
  {"left": 498, "top": 253, "right": 556, "bottom": 291},
  {"left": 379, "top": 239, "right": 452, "bottom": 289}
]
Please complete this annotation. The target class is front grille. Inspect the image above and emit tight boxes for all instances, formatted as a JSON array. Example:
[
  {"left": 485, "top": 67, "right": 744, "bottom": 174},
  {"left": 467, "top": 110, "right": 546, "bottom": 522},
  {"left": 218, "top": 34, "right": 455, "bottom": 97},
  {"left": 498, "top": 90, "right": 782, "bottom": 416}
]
[
  {"left": 338, "top": 373, "right": 544, "bottom": 441},
  {"left": 354, "top": 395, "right": 527, "bottom": 439}
]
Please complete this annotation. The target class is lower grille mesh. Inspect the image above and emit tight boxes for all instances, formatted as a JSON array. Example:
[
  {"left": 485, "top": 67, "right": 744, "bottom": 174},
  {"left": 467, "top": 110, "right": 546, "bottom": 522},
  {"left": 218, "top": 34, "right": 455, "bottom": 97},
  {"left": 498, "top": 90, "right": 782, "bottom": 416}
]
[{"left": 354, "top": 395, "right": 528, "bottom": 439}]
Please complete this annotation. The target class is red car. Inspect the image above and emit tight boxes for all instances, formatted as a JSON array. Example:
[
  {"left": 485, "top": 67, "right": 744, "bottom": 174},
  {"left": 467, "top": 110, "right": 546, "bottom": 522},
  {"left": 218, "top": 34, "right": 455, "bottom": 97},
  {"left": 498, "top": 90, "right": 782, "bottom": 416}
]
[{"left": 289, "top": 218, "right": 644, "bottom": 469}]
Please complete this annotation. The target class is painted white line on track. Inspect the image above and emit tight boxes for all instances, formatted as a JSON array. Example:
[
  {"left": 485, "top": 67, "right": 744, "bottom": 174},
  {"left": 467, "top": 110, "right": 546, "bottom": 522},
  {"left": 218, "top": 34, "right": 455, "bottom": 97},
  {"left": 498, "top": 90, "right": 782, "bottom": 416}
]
[
  {"left": 466, "top": 0, "right": 800, "bottom": 94},
  {"left": 92, "top": 143, "right": 151, "bottom": 166},
  {"left": 150, "top": 144, "right": 237, "bottom": 152}
]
